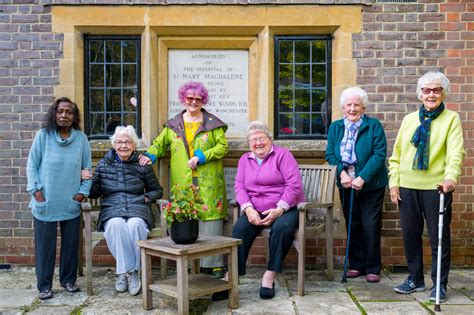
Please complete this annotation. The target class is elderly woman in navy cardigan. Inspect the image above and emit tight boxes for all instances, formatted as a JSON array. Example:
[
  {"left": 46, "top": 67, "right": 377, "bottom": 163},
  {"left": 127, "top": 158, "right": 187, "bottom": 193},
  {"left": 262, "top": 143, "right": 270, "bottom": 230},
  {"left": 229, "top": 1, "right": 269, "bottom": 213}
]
[{"left": 325, "top": 87, "right": 388, "bottom": 283}]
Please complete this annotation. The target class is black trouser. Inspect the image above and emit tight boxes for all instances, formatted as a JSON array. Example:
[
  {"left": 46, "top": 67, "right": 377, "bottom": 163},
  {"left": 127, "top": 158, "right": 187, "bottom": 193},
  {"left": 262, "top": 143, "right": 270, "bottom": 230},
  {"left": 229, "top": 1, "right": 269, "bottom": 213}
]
[
  {"left": 340, "top": 187, "right": 385, "bottom": 275},
  {"left": 34, "top": 216, "right": 80, "bottom": 292},
  {"left": 399, "top": 188, "right": 452, "bottom": 286},
  {"left": 232, "top": 207, "right": 299, "bottom": 276}
]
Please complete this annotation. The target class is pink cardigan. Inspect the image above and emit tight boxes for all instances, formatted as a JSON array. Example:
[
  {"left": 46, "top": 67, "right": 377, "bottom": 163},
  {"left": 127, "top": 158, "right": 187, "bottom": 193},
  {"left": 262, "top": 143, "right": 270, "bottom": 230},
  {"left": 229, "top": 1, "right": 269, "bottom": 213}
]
[{"left": 235, "top": 145, "right": 305, "bottom": 213}]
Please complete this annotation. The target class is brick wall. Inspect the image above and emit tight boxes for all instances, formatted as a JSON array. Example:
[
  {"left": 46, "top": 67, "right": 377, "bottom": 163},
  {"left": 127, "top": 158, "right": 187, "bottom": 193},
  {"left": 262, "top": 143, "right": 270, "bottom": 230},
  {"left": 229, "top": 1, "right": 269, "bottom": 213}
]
[{"left": 0, "top": 0, "right": 472, "bottom": 269}]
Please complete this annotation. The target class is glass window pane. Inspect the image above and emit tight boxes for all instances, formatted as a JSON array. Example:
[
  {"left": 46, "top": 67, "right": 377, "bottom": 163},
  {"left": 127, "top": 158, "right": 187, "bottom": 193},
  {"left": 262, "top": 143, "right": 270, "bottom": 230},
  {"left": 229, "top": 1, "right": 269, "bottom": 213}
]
[
  {"left": 279, "top": 64, "right": 293, "bottom": 88},
  {"left": 278, "top": 89, "right": 293, "bottom": 112},
  {"left": 124, "top": 89, "right": 138, "bottom": 112},
  {"left": 90, "top": 64, "right": 104, "bottom": 87},
  {"left": 106, "top": 89, "right": 122, "bottom": 112},
  {"left": 279, "top": 113, "right": 294, "bottom": 135},
  {"left": 124, "top": 113, "right": 137, "bottom": 128},
  {"left": 279, "top": 40, "right": 293, "bottom": 63},
  {"left": 90, "top": 90, "right": 104, "bottom": 112},
  {"left": 106, "top": 41, "right": 121, "bottom": 63},
  {"left": 106, "top": 64, "right": 121, "bottom": 87},
  {"left": 312, "top": 64, "right": 326, "bottom": 87},
  {"left": 312, "top": 89, "right": 326, "bottom": 112},
  {"left": 295, "top": 41, "right": 310, "bottom": 63},
  {"left": 89, "top": 40, "right": 104, "bottom": 62},
  {"left": 123, "top": 64, "right": 136, "bottom": 88},
  {"left": 91, "top": 113, "right": 104, "bottom": 135},
  {"left": 295, "top": 113, "right": 310, "bottom": 135},
  {"left": 122, "top": 40, "right": 137, "bottom": 62},
  {"left": 295, "top": 64, "right": 310, "bottom": 87},
  {"left": 312, "top": 113, "right": 326, "bottom": 135},
  {"left": 106, "top": 113, "right": 121, "bottom": 134},
  {"left": 312, "top": 41, "right": 326, "bottom": 63},
  {"left": 295, "top": 89, "right": 310, "bottom": 112}
]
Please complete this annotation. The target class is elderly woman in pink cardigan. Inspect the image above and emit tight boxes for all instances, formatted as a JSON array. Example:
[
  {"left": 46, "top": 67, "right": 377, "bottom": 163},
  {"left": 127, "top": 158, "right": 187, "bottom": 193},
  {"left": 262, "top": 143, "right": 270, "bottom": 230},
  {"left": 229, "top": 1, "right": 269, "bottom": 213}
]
[{"left": 232, "top": 120, "right": 304, "bottom": 300}]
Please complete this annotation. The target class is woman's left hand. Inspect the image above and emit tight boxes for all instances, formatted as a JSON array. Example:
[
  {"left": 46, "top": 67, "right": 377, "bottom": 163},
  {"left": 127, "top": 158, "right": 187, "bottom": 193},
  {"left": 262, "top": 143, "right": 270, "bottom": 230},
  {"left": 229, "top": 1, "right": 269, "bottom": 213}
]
[
  {"left": 73, "top": 193, "right": 84, "bottom": 202},
  {"left": 188, "top": 156, "right": 199, "bottom": 170},
  {"left": 351, "top": 176, "right": 365, "bottom": 190},
  {"left": 442, "top": 179, "right": 456, "bottom": 193},
  {"left": 260, "top": 207, "right": 284, "bottom": 226}
]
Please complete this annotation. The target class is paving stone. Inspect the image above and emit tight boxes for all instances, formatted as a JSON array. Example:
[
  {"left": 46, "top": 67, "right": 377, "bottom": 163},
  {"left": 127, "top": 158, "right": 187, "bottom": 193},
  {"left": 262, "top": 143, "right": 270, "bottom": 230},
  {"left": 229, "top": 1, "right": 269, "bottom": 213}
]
[
  {"left": 0, "top": 289, "right": 37, "bottom": 308},
  {"left": 345, "top": 276, "right": 414, "bottom": 302},
  {"left": 412, "top": 288, "right": 474, "bottom": 305},
  {"left": 294, "top": 291, "right": 360, "bottom": 314},
  {"left": 231, "top": 297, "right": 296, "bottom": 314},
  {"left": 437, "top": 305, "right": 474, "bottom": 314},
  {"left": 360, "top": 301, "right": 429, "bottom": 314},
  {"left": 29, "top": 306, "right": 77, "bottom": 314}
]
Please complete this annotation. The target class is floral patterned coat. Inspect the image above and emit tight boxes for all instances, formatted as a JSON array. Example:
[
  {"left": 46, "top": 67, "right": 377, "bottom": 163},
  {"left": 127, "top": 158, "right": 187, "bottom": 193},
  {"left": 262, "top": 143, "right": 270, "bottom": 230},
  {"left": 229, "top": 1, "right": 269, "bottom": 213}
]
[{"left": 144, "top": 109, "right": 228, "bottom": 221}]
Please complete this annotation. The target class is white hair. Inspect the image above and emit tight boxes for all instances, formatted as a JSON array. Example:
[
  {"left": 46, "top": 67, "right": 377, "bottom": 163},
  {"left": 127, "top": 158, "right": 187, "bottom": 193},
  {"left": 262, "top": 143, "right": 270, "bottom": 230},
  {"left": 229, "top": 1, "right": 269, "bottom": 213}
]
[
  {"left": 339, "top": 87, "right": 368, "bottom": 110},
  {"left": 110, "top": 125, "right": 139, "bottom": 147},
  {"left": 247, "top": 120, "right": 272, "bottom": 139},
  {"left": 416, "top": 71, "right": 451, "bottom": 101}
]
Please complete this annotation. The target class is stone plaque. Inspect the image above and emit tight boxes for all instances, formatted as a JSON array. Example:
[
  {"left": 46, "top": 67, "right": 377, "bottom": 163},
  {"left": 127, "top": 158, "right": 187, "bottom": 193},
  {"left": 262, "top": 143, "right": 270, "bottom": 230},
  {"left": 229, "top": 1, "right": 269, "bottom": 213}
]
[
  {"left": 168, "top": 50, "right": 249, "bottom": 136},
  {"left": 224, "top": 167, "right": 237, "bottom": 201}
]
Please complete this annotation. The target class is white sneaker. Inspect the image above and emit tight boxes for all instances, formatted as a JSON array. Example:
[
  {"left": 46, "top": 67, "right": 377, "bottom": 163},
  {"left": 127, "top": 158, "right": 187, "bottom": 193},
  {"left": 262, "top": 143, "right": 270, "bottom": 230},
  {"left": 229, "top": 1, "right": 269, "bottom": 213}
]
[
  {"left": 128, "top": 270, "right": 141, "bottom": 296},
  {"left": 115, "top": 273, "right": 128, "bottom": 293}
]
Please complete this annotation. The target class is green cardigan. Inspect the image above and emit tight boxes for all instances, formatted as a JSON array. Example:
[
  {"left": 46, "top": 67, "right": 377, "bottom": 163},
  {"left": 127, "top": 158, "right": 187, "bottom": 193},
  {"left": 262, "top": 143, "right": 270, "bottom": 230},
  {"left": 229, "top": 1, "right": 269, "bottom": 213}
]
[
  {"left": 144, "top": 109, "right": 228, "bottom": 221},
  {"left": 325, "top": 115, "right": 388, "bottom": 191},
  {"left": 388, "top": 108, "right": 464, "bottom": 190}
]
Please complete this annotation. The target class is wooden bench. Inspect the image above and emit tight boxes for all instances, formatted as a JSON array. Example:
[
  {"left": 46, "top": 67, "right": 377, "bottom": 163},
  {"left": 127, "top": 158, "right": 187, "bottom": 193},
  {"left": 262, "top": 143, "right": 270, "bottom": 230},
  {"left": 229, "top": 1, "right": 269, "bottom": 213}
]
[
  {"left": 78, "top": 199, "right": 169, "bottom": 295},
  {"left": 231, "top": 164, "right": 339, "bottom": 296}
]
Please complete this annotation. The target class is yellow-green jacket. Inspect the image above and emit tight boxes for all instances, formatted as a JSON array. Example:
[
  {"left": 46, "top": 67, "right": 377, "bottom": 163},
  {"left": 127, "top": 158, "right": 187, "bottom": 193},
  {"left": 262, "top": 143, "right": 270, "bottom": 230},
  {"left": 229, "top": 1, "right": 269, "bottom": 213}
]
[
  {"left": 388, "top": 108, "right": 464, "bottom": 190},
  {"left": 144, "top": 109, "right": 228, "bottom": 220}
]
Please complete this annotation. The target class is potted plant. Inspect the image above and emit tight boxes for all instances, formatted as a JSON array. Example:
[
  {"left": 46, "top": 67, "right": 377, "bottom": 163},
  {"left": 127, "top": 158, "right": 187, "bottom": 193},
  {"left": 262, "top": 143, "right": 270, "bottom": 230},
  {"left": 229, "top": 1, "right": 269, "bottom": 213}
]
[{"left": 162, "top": 183, "right": 208, "bottom": 244}]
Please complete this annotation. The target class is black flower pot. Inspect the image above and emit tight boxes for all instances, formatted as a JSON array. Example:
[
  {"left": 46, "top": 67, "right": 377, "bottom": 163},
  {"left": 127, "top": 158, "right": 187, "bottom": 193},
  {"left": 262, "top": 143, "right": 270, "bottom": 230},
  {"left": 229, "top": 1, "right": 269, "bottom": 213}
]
[{"left": 170, "top": 219, "right": 199, "bottom": 244}]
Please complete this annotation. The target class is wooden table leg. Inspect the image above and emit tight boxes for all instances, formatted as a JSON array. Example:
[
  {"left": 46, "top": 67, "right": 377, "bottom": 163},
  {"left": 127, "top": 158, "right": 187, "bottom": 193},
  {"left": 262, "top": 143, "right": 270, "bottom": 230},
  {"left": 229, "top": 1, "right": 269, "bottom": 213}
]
[
  {"left": 141, "top": 248, "right": 153, "bottom": 310},
  {"left": 191, "top": 259, "right": 200, "bottom": 274},
  {"left": 228, "top": 245, "right": 239, "bottom": 309},
  {"left": 176, "top": 255, "right": 189, "bottom": 315}
]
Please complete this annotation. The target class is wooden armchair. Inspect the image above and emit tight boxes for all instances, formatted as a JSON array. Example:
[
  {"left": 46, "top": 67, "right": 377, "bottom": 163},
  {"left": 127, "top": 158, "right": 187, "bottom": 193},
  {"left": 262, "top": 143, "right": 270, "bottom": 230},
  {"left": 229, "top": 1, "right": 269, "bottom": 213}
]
[
  {"left": 232, "top": 164, "right": 338, "bottom": 296},
  {"left": 78, "top": 199, "right": 169, "bottom": 295}
]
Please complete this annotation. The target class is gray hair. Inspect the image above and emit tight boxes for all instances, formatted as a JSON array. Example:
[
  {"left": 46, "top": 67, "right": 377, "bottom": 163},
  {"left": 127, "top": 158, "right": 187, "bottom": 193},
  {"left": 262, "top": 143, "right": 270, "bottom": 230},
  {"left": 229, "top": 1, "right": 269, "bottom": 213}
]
[
  {"left": 339, "top": 87, "right": 368, "bottom": 110},
  {"left": 247, "top": 120, "right": 272, "bottom": 139},
  {"left": 110, "top": 125, "right": 139, "bottom": 147},
  {"left": 416, "top": 71, "right": 451, "bottom": 100}
]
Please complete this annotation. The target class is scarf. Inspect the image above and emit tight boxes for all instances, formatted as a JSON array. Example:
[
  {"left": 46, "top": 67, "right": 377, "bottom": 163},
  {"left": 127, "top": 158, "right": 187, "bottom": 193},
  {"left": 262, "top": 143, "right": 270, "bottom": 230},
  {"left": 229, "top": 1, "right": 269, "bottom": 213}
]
[
  {"left": 340, "top": 116, "right": 363, "bottom": 166},
  {"left": 410, "top": 103, "right": 445, "bottom": 170}
]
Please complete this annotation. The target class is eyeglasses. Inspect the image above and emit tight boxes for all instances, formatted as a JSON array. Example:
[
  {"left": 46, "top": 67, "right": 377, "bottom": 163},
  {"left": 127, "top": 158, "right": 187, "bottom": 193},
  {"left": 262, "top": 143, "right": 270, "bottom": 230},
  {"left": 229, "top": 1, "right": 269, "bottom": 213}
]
[
  {"left": 248, "top": 136, "right": 269, "bottom": 144},
  {"left": 186, "top": 96, "right": 203, "bottom": 104},
  {"left": 115, "top": 140, "right": 134, "bottom": 146},
  {"left": 421, "top": 87, "right": 443, "bottom": 95}
]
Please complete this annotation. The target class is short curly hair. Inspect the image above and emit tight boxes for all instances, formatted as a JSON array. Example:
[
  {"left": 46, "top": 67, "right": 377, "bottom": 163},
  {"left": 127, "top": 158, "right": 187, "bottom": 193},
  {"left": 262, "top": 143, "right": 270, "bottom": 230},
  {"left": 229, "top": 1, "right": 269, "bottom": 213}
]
[{"left": 177, "top": 81, "right": 209, "bottom": 105}]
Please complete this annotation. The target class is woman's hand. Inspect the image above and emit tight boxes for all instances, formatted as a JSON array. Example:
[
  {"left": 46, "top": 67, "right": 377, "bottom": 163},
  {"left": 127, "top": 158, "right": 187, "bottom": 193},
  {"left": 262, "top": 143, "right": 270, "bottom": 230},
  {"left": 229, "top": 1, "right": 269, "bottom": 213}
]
[
  {"left": 351, "top": 176, "right": 365, "bottom": 190},
  {"left": 244, "top": 207, "right": 261, "bottom": 226},
  {"left": 139, "top": 154, "right": 152, "bottom": 166},
  {"left": 144, "top": 196, "right": 150, "bottom": 204},
  {"left": 81, "top": 169, "right": 92, "bottom": 180},
  {"left": 73, "top": 193, "right": 84, "bottom": 203},
  {"left": 390, "top": 186, "right": 401, "bottom": 204},
  {"left": 340, "top": 170, "right": 353, "bottom": 189},
  {"left": 34, "top": 190, "right": 45, "bottom": 202},
  {"left": 188, "top": 156, "right": 199, "bottom": 170},
  {"left": 442, "top": 179, "right": 456, "bottom": 193},
  {"left": 260, "top": 207, "right": 284, "bottom": 226}
]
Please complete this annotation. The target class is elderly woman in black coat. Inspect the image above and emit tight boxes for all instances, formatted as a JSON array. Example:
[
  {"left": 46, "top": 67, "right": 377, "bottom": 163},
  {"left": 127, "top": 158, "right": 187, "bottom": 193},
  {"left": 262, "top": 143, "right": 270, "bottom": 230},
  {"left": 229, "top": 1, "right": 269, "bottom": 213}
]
[{"left": 88, "top": 125, "right": 163, "bottom": 296}]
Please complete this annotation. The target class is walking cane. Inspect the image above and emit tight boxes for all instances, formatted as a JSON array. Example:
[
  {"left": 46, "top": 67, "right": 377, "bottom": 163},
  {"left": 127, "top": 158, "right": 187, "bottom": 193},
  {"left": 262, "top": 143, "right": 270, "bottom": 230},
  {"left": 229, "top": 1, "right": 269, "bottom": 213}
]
[
  {"left": 341, "top": 188, "right": 355, "bottom": 283},
  {"left": 434, "top": 185, "right": 445, "bottom": 312}
]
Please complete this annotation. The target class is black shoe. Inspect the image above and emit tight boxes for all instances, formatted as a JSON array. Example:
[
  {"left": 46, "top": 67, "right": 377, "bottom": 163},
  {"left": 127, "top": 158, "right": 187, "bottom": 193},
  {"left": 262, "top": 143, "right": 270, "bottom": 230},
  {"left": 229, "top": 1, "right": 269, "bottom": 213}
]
[
  {"left": 39, "top": 289, "right": 53, "bottom": 300},
  {"left": 211, "top": 290, "right": 229, "bottom": 301},
  {"left": 259, "top": 282, "right": 275, "bottom": 300},
  {"left": 61, "top": 283, "right": 80, "bottom": 293}
]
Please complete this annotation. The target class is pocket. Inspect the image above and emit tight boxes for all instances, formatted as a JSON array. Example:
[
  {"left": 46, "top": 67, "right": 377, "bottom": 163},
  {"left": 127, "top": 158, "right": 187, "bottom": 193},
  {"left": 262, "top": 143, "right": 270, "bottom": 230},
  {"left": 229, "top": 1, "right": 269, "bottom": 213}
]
[
  {"left": 67, "top": 198, "right": 81, "bottom": 214},
  {"left": 34, "top": 200, "right": 48, "bottom": 216}
]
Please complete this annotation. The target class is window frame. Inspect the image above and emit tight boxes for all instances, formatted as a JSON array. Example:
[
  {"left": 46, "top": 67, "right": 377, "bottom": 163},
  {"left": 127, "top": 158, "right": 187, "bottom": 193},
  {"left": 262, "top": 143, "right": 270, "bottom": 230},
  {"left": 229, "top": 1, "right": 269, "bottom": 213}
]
[
  {"left": 84, "top": 35, "right": 142, "bottom": 139},
  {"left": 273, "top": 35, "right": 332, "bottom": 140}
]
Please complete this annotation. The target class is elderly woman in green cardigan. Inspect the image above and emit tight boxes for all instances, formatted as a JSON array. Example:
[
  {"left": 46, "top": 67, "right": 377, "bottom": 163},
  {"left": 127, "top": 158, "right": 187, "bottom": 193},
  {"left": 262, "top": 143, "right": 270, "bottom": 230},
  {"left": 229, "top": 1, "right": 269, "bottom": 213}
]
[
  {"left": 139, "top": 81, "right": 228, "bottom": 278},
  {"left": 389, "top": 71, "right": 464, "bottom": 303}
]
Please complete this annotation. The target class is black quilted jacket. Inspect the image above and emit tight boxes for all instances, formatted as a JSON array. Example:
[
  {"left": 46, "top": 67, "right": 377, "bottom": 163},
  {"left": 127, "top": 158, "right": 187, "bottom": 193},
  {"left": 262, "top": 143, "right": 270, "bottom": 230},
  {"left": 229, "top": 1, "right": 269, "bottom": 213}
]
[{"left": 89, "top": 149, "right": 163, "bottom": 231}]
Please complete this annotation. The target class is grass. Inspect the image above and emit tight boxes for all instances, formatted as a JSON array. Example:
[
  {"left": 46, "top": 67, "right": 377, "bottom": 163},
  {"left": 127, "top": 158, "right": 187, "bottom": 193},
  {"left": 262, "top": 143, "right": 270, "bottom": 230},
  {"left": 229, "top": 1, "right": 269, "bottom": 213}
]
[{"left": 346, "top": 288, "right": 367, "bottom": 315}]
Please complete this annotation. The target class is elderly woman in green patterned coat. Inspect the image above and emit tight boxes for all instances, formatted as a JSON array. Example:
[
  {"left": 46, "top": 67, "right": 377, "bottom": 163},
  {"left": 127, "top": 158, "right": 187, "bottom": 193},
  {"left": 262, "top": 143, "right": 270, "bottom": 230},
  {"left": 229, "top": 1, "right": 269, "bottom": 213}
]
[{"left": 139, "top": 81, "right": 228, "bottom": 278}]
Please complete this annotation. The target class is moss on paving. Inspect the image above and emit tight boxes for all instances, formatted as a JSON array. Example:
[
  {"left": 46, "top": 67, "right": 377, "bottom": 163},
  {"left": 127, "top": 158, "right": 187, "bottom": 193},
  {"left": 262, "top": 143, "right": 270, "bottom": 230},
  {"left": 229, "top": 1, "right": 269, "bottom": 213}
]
[{"left": 346, "top": 288, "right": 367, "bottom": 315}]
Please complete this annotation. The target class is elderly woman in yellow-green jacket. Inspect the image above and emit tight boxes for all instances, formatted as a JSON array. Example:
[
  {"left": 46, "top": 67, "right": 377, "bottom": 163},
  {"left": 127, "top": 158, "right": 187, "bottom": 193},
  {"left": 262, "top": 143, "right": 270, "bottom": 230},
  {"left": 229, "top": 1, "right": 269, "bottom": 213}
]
[{"left": 139, "top": 81, "right": 228, "bottom": 278}]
